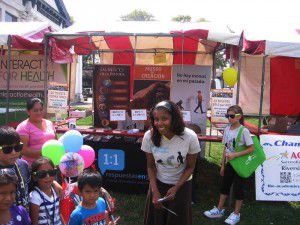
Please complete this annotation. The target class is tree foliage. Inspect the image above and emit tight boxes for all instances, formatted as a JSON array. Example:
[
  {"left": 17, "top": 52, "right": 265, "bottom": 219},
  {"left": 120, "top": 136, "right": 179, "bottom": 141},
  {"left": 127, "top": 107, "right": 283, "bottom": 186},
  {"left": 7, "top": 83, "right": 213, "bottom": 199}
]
[
  {"left": 172, "top": 15, "right": 192, "bottom": 23},
  {"left": 121, "top": 9, "right": 154, "bottom": 21},
  {"left": 215, "top": 49, "right": 227, "bottom": 69},
  {"left": 196, "top": 17, "right": 210, "bottom": 22}
]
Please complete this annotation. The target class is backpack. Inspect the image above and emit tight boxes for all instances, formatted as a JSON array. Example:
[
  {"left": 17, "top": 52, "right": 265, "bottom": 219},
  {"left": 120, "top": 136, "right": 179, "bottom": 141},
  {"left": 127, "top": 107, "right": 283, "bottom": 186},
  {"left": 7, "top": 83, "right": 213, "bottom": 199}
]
[{"left": 229, "top": 126, "right": 266, "bottom": 178}]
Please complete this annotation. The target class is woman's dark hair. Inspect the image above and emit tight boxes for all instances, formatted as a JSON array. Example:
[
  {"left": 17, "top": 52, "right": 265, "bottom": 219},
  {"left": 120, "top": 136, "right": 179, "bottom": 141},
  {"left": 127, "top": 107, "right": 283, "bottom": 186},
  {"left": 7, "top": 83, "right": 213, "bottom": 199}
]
[
  {"left": 227, "top": 105, "right": 244, "bottom": 125},
  {"left": 26, "top": 98, "right": 43, "bottom": 111},
  {"left": 149, "top": 100, "right": 185, "bottom": 147},
  {"left": 0, "top": 126, "right": 20, "bottom": 146},
  {"left": 77, "top": 169, "right": 102, "bottom": 192},
  {"left": 0, "top": 170, "right": 18, "bottom": 187}
]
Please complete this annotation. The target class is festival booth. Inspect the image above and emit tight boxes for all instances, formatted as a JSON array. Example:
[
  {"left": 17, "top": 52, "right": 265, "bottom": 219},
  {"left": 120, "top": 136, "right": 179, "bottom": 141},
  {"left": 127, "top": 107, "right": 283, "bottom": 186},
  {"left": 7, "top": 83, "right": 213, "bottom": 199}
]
[
  {"left": 0, "top": 22, "right": 77, "bottom": 126},
  {"left": 48, "top": 21, "right": 239, "bottom": 192},
  {"left": 230, "top": 24, "right": 300, "bottom": 201},
  {"left": 231, "top": 23, "right": 300, "bottom": 118}
]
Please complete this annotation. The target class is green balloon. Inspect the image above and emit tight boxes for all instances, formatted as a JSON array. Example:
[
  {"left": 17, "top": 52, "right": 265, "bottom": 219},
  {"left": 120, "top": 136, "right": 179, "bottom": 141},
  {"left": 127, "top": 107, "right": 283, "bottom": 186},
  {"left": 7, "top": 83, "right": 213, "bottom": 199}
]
[{"left": 42, "top": 140, "right": 65, "bottom": 166}]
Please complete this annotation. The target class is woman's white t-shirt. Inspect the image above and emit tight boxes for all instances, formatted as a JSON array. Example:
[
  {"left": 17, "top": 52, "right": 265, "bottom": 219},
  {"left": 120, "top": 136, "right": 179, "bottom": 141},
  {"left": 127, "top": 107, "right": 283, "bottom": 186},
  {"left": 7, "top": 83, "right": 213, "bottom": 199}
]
[
  {"left": 222, "top": 125, "right": 253, "bottom": 154},
  {"left": 141, "top": 127, "right": 201, "bottom": 185}
]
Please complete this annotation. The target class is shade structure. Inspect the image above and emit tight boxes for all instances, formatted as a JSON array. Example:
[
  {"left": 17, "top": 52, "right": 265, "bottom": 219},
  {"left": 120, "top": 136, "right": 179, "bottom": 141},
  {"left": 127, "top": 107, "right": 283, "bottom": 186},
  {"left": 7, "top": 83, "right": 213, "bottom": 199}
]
[
  {"left": 234, "top": 23, "right": 300, "bottom": 58},
  {"left": 0, "top": 22, "right": 54, "bottom": 50},
  {"left": 48, "top": 21, "right": 241, "bottom": 64},
  {"left": 232, "top": 22, "right": 300, "bottom": 117}
]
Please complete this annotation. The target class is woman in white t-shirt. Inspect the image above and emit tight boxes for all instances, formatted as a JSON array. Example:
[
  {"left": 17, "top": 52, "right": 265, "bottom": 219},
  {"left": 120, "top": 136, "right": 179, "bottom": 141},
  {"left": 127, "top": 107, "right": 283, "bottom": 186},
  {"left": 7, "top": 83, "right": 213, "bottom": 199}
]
[
  {"left": 204, "top": 105, "right": 254, "bottom": 225},
  {"left": 141, "top": 100, "right": 201, "bottom": 225}
]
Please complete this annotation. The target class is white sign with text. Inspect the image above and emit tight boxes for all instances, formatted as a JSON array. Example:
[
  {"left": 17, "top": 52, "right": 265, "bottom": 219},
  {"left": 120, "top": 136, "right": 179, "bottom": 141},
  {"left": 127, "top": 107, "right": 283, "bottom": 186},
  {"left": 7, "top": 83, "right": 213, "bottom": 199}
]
[
  {"left": 256, "top": 135, "right": 300, "bottom": 201},
  {"left": 110, "top": 110, "right": 126, "bottom": 121},
  {"left": 211, "top": 89, "right": 234, "bottom": 124},
  {"left": 47, "top": 90, "right": 68, "bottom": 113},
  {"left": 131, "top": 109, "right": 147, "bottom": 121}
]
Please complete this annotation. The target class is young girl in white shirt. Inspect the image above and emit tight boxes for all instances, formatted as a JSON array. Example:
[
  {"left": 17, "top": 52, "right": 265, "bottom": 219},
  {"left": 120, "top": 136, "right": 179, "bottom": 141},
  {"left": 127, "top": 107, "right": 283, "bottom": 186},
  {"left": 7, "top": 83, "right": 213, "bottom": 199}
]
[
  {"left": 204, "top": 105, "right": 254, "bottom": 225},
  {"left": 141, "top": 100, "right": 201, "bottom": 225},
  {"left": 29, "top": 157, "right": 64, "bottom": 225}
]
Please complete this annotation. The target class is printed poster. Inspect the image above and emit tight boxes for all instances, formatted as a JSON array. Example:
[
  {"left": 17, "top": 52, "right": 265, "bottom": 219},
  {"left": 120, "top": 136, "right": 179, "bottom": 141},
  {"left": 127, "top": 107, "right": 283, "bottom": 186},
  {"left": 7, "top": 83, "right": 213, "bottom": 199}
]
[
  {"left": 131, "top": 66, "right": 172, "bottom": 110},
  {"left": 0, "top": 55, "right": 68, "bottom": 108},
  {"left": 171, "top": 65, "right": 211, "bottom": 157},
  {"left": 211, "top": 89, "right": 234, "bottom": 128},
  {"left": 256, "top": 135, "right": 300, "bottom": 201},
  {"left": 93, "top": 65, "right": 130, "bottom": 128},
  {"left": 47, "top": 90, "right": 68, "bottom": 114}
]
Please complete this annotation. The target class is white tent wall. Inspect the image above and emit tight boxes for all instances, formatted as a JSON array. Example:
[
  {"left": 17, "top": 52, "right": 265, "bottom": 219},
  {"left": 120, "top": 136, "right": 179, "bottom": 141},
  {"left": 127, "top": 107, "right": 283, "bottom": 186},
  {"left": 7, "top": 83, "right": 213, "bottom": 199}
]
[{"left": 238, "top": 54, "right": 270, "bottom": 115}]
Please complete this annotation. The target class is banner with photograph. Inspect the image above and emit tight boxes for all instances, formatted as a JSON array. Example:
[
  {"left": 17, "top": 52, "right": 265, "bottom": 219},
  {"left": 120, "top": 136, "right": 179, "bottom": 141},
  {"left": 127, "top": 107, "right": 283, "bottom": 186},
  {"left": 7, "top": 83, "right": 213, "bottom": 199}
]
[
  {"left": 211, "top": 89, "right": 234, "bottom": 126},
  {"left": 0, "top": 55, "right": 68, "bottom": 108},
  {"left": 131, "top": 66, "right": 172, "bottom": 110},
  {"left": 171, "top": 65, "right": 211, "bottom": 156},
  {"left": 256, "top": 135, "right": 300, "bottom": 201},
  {"left": 93, "top": 65, "right": 130, "bottom": 128}
]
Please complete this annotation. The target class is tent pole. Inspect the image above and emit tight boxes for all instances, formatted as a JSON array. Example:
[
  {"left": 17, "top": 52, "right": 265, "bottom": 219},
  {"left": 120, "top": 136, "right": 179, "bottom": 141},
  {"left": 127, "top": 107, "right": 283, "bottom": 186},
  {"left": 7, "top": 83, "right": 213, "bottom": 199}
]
[
  {"left": 258, "top": 55, "right": 267, "bottom": 134},
  {"left": 209, "top": 50, "right": 217, "bottom": 157},
  {"left": 181, "top": 34, "right": 184, "bottom": 69},
  {"left": 43, "top": 35, "right": 49, "bottom": 117},
  {"left": 236, "top": 37, "right": 243, "bottom": 104},
  {"left": 68, "top": 62, "right": 72, "bottom": 117},
  {"left": 133, "top": 34, "right": 137, "bottom": 65},
  {"left": 229, "top": 45, "right": 233, "bottom": 67},
  {"left": 5, "top": 35, "right": 12, "bottom": 124}
]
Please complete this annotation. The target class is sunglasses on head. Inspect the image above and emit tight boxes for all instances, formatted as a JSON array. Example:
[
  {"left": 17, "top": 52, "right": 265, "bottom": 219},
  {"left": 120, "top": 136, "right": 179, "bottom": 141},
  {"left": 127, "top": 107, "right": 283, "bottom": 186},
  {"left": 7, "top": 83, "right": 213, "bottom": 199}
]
[
  {"left": 33, "top": 169, "right": 57, "bottom": 179},
  {"left": 225, "top": 113, "right": 240, "bottom": 119},
  {"left": 0, "top": 142, "right": 23, "bottom": 154}
]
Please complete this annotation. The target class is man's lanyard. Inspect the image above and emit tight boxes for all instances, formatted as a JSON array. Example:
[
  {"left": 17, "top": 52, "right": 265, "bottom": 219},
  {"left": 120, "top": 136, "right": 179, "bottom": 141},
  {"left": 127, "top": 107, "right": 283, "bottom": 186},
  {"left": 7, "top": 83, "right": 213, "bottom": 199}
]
[{"left": 14, "top": 163, "right": 26, "bottom": 205}]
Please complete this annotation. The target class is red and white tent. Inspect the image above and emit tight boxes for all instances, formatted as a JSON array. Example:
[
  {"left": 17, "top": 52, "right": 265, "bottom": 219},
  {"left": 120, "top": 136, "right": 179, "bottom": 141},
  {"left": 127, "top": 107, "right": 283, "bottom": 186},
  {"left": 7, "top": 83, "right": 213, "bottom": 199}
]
[
  {"left": 240, "top": 23, "right": 300, "bottom": 57},
  {"left": 0, "top": 22, "right": 53, "bottom": 50},
  {"left": 230, "top": 23, "right": 300, "bottom": 117},
  {"left": 49, "top": 21, "right": 240, "bottom": 64}
]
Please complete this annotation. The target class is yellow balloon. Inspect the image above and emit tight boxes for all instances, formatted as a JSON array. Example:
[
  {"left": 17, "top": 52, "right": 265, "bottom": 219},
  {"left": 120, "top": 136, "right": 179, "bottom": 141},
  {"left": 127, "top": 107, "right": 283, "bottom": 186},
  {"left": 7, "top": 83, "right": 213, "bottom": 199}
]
[{"left": 223, "top": 68, "right": 238, "bottom": 87}]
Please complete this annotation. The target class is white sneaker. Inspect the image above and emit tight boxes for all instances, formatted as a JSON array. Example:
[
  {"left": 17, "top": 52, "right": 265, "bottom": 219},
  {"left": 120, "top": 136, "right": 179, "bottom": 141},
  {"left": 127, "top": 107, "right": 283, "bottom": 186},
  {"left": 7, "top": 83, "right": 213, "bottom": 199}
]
[
  {"left": 203, "top": 206, "right": 225, "bottom": 218},
  {"left": 224, "top": 212, "right": 240, "bottom": 225}
]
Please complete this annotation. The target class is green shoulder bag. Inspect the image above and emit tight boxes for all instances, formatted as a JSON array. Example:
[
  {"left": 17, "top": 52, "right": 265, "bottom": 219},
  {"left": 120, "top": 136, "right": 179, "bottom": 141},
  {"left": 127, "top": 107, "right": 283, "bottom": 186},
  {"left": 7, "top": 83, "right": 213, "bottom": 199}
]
[{"left": 229, "top": 126, "right": 266, "bottom": 178}]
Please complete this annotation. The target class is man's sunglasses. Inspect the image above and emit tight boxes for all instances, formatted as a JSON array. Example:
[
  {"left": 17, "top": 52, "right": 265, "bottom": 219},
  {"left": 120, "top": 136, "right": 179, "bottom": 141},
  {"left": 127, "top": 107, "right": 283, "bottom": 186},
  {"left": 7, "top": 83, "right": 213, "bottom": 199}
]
[
  {"left": 225, "top": 113, "right": 240, "bottom": 119},
  {"left": 33, "top": 169, "right": 57, "bottom": 179},
  {"left": 0, "top": 142, "right": 23, "bottom": 154}
]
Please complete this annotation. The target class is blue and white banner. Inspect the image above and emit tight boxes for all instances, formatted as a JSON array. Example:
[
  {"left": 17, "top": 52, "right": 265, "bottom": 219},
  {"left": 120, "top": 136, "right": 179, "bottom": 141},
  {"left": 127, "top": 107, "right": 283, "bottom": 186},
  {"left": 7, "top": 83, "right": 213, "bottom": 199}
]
[{"left": 256, "top": 135, "right": 300, "bottom": 201}]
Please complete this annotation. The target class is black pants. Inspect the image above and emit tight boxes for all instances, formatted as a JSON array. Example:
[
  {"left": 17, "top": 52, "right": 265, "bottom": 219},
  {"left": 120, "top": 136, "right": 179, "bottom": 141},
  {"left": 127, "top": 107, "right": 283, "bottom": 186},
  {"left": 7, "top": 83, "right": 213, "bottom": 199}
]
[
  {"left": 194, "top": 103, "right": 204, "bottom": 113},
  {"left": 144, "top": 179, "right": 193, "bottom": 225},
  {"left": 220, "top": 163, "right": 246, "bottom": 200}
]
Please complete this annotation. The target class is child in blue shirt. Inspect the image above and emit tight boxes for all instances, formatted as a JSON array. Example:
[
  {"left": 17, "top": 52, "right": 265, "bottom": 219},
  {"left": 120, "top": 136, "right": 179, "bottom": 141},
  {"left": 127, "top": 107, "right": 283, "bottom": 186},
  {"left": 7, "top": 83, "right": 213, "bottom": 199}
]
[{"left": 68, "top": 170, "right": 117, "bottom": 225}]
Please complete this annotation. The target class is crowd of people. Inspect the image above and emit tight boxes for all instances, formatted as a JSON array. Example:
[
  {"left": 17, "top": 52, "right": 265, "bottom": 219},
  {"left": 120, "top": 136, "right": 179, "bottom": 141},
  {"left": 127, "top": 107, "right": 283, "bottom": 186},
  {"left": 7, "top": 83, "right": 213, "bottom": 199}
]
[
  {"left": 0, "top": 98, "right": 117, "bottom": 225},
  {"left": 1, "top": 97, "right": 299, "bottom": 225}
]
